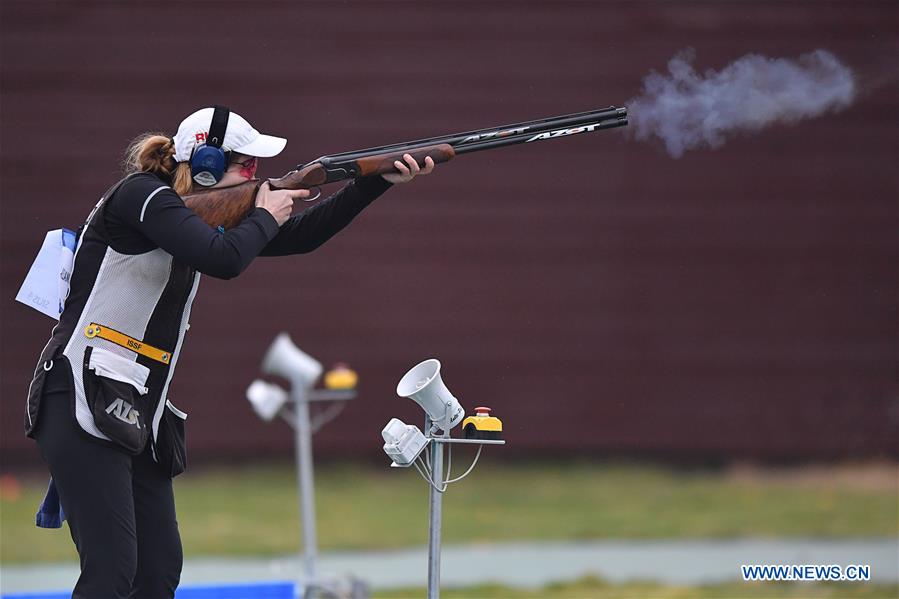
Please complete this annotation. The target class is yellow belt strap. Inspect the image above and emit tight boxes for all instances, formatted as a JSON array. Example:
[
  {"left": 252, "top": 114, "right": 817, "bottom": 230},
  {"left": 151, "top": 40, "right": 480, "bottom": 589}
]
[{"left": 84, "top": 323, "right": 171, "bottom": 365}]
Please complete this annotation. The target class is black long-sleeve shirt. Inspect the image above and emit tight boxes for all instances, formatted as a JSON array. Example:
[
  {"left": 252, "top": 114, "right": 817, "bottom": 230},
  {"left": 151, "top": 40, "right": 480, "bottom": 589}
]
[{"left": 103, "top": 173, "right": 392, "bottom": 279}]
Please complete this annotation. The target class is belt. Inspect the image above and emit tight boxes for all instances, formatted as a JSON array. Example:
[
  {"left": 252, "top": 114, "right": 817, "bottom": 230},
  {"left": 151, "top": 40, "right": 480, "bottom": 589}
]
[{"left": 84, "top": 323, "right": 171, "bottom": 365}]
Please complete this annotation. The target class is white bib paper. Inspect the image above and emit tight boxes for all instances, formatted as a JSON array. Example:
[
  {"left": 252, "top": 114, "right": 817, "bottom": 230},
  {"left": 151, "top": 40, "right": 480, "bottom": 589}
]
[{"left": 16, "top": 229, "right": 77, "bottom": 320}]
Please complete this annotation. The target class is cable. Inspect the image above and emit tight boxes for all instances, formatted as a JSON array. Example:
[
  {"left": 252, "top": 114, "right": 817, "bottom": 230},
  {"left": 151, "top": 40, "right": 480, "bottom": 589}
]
[
  {"left": 443, "top": 445, "right": 482, "bottom": 484},
  {"left": 310, "top": 402, "right": 346, "bottom": 433},
  {"left": 444, "top": 445, "right": 452, "bottom": 486},
  {"left": 412, "top": 457, "right": 430, "bottom": 483},
  {"left": 414, "top": 442, "right": 484, "bottom": 492},
  {"left": 413, "top": 456, "right": 446, "bottom": 494}
]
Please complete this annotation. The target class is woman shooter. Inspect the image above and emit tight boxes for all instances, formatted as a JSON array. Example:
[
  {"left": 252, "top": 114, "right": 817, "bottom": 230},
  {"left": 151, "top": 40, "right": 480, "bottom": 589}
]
[{"left": 25, "top": 105, "right": 434, "bottom": 598}]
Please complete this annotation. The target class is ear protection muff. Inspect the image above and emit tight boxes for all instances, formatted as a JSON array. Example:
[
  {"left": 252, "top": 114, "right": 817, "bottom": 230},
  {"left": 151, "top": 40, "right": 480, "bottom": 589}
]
[{"left": 190, "top": 105, "right": 230, "bottom": 187}]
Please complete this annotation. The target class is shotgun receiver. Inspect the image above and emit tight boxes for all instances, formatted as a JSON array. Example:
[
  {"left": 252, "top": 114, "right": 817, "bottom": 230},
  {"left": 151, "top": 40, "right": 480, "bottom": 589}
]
[{"left": 184, "top": 106, "right": 627, "bottom": 230}]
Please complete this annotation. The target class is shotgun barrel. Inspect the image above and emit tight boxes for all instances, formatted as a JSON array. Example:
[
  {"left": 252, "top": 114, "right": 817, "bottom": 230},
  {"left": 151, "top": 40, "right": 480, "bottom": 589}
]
[
  {"left": 185, "top": 106, "right": 627, "bottom": 229},
  {"left": 317, "top": 106, "right": 627, "bottom": 163}
]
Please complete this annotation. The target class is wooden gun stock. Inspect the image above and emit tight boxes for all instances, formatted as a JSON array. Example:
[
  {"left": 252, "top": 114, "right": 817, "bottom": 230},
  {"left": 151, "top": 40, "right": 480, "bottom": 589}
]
[
  {"left": 182, "top": 105, "right": 626, "bottom": 230},
  {"left": 183, "top": 180, "right": 259, "bottom": 231}
]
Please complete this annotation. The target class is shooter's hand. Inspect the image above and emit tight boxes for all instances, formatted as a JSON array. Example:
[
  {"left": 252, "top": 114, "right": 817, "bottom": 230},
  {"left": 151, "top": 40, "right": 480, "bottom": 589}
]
[
  {"left": 255, "top": 181, "right": 309, "bottom": 226},
  {"left": 382, "top": 153, "right": 436, "bottom": 184}
]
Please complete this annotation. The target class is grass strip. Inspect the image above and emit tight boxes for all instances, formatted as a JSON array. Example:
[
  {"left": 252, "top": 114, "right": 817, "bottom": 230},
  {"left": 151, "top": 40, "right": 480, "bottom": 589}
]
[{"left": 1, "top": 460, "right": 895, "bottom": 562}]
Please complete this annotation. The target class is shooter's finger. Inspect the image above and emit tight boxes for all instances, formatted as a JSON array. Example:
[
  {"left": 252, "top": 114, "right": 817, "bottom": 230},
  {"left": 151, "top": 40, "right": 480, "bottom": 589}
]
[
  {"left": 394, "top": 160, "right": 411, "bottom": 177},
  {"left": 403, "top": 153, "right": 420, "bottom": 174}
]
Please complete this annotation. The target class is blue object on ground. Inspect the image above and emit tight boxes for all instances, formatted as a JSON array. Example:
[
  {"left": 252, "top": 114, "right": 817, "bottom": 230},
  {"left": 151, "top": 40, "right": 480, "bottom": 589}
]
[
  {"left": 2, "top": 581, "right": 296, "bottom": 599},
  {"left": 35, "top": 479, "right": 65, "bottom": 529}
]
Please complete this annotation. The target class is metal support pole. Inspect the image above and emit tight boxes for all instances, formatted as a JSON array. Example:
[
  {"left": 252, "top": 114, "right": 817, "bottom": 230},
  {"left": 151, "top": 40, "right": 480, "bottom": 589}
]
[
  {"left": 426, "top": 415, "right": 444, "bottom": 599},
  {"left": 294, "top": 389, "right": 318, "bottom": 588}
]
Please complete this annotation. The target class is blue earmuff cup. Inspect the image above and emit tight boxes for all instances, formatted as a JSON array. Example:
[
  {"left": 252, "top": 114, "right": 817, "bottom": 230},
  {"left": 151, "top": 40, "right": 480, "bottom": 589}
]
[{"left": 191, "top": 145, "right": 227, "bottom": 186}]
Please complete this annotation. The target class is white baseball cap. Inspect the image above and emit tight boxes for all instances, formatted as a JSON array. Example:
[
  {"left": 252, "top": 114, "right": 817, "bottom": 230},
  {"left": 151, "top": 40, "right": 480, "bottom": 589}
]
[{"left": 172, "top": 107, "right": 287, "bottom": 163}]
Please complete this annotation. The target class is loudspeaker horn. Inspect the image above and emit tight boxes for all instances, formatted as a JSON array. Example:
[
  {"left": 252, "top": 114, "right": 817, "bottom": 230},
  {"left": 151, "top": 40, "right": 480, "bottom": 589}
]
[
  {"left": 396, "top": 358, "right": 465, "bottom": 431},
  {"left": 261, "top": 332, "right": 323, "bottom": 391}
]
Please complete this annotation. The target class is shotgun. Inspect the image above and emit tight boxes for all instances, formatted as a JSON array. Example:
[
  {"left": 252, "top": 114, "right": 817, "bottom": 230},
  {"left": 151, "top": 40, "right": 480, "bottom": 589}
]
[{"left": 184, "top": 106, "right": 627, "bottom": 229}]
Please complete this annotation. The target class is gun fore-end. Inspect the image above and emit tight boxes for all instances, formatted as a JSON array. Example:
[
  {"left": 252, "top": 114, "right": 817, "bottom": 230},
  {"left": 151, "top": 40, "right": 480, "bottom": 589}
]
[
  {"left": 355, "top": 144, "right": 455, "bottom": 177},
  {"left": 183, "top": 180, "right": 260, "bottom": 230}
]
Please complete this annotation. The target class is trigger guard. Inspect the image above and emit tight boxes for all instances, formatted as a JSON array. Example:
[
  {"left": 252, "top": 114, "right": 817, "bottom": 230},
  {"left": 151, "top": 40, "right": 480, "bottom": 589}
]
[{"left": 303, "top": 187, "right": 322, "bottom": 202}]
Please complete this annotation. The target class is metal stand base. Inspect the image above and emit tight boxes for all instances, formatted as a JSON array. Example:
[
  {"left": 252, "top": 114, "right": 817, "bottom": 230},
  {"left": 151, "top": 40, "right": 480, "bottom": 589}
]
[
  {"left": 299, "top": 575, "right": 370, "bottom": 599},
  {"left": 427, "top": 422, "right": 445, "bottom": 599},
  {"left": 282, "top": 389, "right": 358, "bottom": 598},
  {"left": 401, "top": 416, "right": 505, "bottom": 599}
]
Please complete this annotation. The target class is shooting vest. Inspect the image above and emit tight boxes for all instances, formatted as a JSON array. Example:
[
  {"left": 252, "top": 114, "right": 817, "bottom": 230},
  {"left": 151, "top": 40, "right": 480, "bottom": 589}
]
[{"left": 26, "top": 174, "right": 198, "bottom": 474}]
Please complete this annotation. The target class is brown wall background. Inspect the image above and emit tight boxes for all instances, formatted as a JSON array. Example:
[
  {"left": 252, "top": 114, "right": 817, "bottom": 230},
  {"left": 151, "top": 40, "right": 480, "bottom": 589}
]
[{"left": 2, "top": 1, "right": 896, "bottom": 466}]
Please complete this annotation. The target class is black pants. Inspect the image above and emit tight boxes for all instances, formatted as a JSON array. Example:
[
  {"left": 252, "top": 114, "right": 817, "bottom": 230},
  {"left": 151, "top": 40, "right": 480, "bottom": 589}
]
[{"left": 34, "top": 361, "right": 182, "bottom": 599}]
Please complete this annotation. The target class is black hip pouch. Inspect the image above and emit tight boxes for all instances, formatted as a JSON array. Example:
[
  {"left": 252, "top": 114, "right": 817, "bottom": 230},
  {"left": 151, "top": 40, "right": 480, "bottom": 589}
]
[
  {"left": 154, "top": 400, "right": 188, "bottom": 478},
  {"left": 82, "top": 345, "right": 151, "bottom": 454}
]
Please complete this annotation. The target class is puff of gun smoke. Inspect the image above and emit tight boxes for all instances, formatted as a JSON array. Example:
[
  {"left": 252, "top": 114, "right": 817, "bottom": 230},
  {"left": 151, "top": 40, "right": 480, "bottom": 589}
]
[{"left": 628, "top": 49, "right": 856, "bottom": 157}]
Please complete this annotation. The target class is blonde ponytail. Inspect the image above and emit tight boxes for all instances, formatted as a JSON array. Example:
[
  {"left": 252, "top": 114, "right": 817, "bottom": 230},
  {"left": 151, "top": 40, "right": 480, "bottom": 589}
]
[
  {"left": 123, "top": 133, "right": 175, "bottom": 175},
  {"left": 123, "top": 133, "right": 194, "bottom": 196},
  {"left": 172, "top": 162, "right": 194, "bottom": 196}
]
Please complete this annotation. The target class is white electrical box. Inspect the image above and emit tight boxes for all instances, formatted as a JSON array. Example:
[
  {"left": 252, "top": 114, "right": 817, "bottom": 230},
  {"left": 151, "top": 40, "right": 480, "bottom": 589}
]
[{"left": 381, "top": 418, "right": 428, "bottom": 465}]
